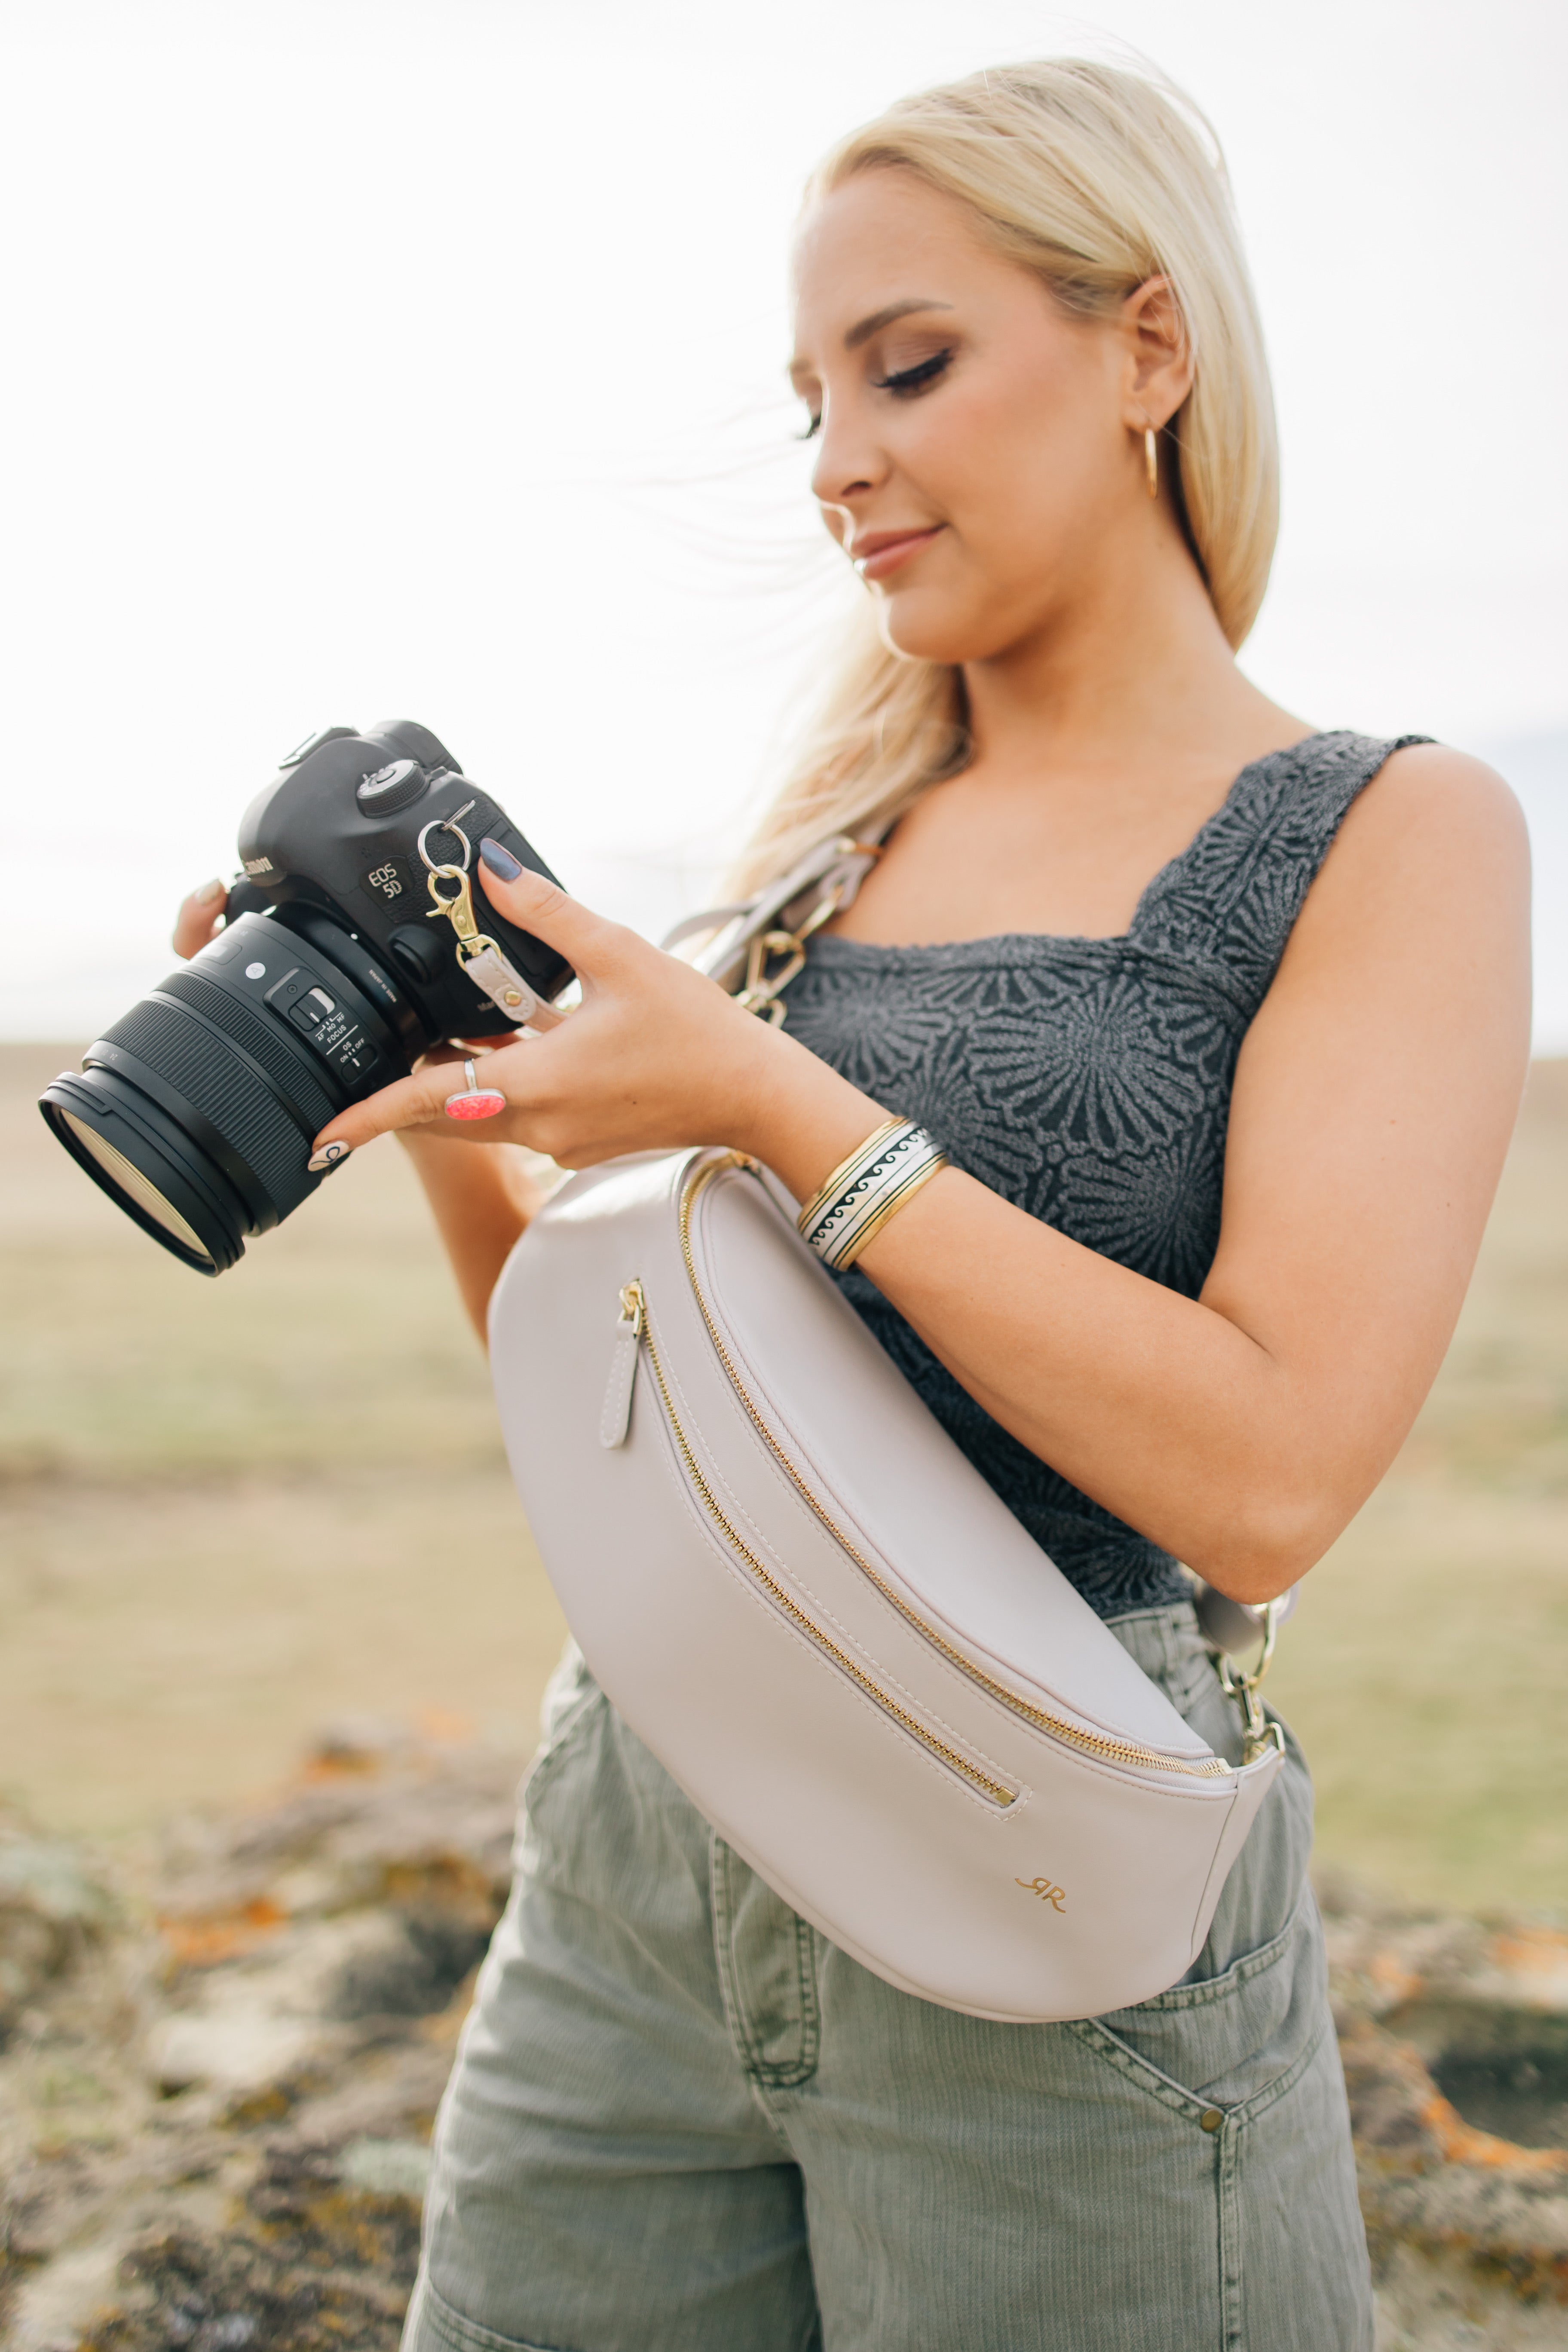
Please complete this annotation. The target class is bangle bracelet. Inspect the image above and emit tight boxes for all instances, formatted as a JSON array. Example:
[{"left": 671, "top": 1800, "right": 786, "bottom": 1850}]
[{"left": 796, "top": 1118, "right": 950, "bottom": 1271}]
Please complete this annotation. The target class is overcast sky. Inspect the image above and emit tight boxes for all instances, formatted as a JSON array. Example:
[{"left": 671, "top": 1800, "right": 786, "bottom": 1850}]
[{"left": 3, "top": 0, "right": 1564, "bottom": 1045}]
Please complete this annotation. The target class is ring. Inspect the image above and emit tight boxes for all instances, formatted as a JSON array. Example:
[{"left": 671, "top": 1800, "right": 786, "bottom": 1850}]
[
  {"left": 417, "top": 817, "right": 473, "bottom": 874},
  {"left": 444, "top": 1057, "right": 506, "bottom": 1121}
]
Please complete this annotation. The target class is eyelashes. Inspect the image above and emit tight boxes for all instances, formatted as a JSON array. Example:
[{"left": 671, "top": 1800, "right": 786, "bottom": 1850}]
[
  {"left": 796, "top": 346, "right": 956, "bottom": 440},
  {"left": 873, "top": 348, "right": 954, "bottom": 397}
]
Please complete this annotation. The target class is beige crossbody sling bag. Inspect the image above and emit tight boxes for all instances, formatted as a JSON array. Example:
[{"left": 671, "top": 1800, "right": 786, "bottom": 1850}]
[{"left": 488, "top": 838, "right": 1287, "bottom": 2023}]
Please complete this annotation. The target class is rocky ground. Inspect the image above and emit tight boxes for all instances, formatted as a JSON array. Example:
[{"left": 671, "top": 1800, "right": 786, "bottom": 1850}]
[{"left": 2, "top": 1731, "right": 1564, "bottom": 2352}]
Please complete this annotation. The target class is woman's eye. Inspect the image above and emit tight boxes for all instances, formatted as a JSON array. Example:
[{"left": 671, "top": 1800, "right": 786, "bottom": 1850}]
[
  {"left": 873, "top": 349, "right": 954, "bottom": 398},
  {"left": 797, "top": 410, "right": 822, "bottom": 441}
]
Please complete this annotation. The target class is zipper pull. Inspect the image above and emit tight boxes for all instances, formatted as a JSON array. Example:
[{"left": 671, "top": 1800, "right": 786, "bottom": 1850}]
[{"left": 600, "top": 1281, "right": 644, "bottom": 1449}]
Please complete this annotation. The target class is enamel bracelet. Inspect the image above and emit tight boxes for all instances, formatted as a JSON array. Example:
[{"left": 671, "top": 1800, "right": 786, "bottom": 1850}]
[{"left": 796, "top": 1118, "right": 950, "bottom": 1271}]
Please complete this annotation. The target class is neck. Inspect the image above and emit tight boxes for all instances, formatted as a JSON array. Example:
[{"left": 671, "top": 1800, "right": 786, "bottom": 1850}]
[{"left": 960, "top": 524, "right": 1292, "bottom": 781}]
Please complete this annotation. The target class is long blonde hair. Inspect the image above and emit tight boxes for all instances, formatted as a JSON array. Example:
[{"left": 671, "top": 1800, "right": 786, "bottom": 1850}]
[{"left": 730, "top": 58, "right": 1279, "bottom": 897}]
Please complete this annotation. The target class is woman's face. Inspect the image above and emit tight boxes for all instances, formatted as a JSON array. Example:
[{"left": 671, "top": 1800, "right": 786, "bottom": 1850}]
[{"left": 790, "top": 168, "right": 1153, "bottom": 665}]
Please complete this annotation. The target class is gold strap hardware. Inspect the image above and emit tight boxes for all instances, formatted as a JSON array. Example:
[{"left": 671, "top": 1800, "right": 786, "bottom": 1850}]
[
  {"left": 1217, "top": 1599, "right": 1288, "bottom": 1765},
  {"left": 730, "top": 834, "right": 885, "bottom": 1026},
  {"left": 425, "top": 861, "right": 478, "bottom": 937},
  {"left": 416, "top": 810, "right": 502, "bottom": 968},
  {"left": 734, "top": 884, "right": 846, "bottom": 1025},
  {"left": 423, "top": 864, "right": 506, "bottom": 969}
]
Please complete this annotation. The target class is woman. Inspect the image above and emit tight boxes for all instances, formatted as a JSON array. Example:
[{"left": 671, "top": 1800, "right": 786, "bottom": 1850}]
[{"left": 181, "top": 56, "right": 1529, "bottom": 2352}]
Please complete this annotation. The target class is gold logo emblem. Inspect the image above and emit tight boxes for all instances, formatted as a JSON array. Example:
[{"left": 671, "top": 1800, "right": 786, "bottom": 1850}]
[{"left": 1015, "top": 1876, "right": 1067, "bottom": 1912}]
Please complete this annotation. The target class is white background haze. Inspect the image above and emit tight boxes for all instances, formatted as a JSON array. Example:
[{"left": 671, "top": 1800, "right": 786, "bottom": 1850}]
[{"left": 2, "top": 0, "right": 1564, "bottom": 1045}]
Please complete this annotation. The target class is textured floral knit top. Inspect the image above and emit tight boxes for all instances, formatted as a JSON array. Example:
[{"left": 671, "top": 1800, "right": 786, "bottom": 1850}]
[{"left": 780, "top": 730, "right": 1425, "bottom": 1622}]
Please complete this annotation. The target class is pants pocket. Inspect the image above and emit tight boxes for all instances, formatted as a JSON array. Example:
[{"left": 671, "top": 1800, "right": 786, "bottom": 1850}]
[
  {"left": 1083, "top": 1896, "right": 1323, "bottom": 2110},
  {"left": 1069, "top": 1899, "right": 1372, "bottom": 2352}
]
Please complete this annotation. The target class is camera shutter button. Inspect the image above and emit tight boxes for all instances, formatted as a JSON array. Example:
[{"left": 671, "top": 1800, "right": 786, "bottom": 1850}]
[{"left": 355, "top": 759, "right": 427, "bottom": 817}]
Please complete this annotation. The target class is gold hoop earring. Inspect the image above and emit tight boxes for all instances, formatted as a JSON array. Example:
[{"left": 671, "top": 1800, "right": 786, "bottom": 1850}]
[{"left": 1144, "top": 426, "right": 1159, "bottom": 499}]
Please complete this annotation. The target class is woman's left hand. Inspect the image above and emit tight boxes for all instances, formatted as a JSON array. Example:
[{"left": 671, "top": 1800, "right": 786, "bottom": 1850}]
[{"left": 306, "top": 856, "right": 885, "bottom": 1193}]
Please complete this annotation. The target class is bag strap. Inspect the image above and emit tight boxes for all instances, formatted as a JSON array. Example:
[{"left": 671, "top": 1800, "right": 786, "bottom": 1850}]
[{"left": 661, "top": 826, "right": 891, "bottom": 1025}]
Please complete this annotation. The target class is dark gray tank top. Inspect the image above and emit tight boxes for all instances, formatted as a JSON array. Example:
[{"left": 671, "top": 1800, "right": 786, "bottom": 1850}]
[{"left": 780, "top": 730, "right": 1426, "bottom": 1620}]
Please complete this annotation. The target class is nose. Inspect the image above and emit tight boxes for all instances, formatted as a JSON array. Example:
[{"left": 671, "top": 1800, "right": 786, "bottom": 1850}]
[{"left": 809, "top": 394, "right": 886, "bottom": 515}]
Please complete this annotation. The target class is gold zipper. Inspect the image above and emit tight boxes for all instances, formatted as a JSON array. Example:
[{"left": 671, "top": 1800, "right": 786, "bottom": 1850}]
[
  {"left": 620, "top": 1277, "right": 1017, "bottom": 1808},
  {"left": 664, "top": 1153, "right": 1231, "bottom": 1784}
]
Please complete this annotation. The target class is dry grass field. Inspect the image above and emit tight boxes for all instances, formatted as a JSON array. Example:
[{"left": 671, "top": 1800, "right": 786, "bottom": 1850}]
[{"left": 2, "top": 1042, "right": 1564, "bottom": 1911}]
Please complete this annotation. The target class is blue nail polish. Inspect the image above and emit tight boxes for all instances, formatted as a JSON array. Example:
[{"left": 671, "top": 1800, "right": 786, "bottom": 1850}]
[{"left": 479, "top": 836, "right": 523, "bottom": 881}]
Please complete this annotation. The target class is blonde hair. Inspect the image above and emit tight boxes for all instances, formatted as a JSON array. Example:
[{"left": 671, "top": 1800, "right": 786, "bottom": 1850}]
[{"left": 731, "top": 58, "right": 1278, "bottom": 896}]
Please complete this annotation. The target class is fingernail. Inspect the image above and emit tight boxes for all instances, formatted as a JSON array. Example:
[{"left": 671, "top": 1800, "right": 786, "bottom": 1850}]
[
  {"left": 306, "top": 1140, "right": 352, "bottom": 1173},
  {"left": 196, "top": 877, "right": 224, "bottom": 904},
  {"left": 479, "top": 836, "right": 523, "bottom": 881}
]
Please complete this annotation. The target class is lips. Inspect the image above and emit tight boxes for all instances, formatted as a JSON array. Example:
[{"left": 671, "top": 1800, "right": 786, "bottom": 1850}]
[{"left": 849, "top": 525, "right": 944, "bottom": 582}]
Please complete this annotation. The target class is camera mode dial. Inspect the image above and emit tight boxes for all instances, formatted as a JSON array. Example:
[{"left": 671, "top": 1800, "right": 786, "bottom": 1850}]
[{"left": 355, "top": 758, "right": 427, "bottom": 818}]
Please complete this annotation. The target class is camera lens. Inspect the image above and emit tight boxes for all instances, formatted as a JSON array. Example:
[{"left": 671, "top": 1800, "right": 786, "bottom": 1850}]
[
  {"left": 39, "top": 910, "right": 411, "bottom": 1274},
  {"left": 59, "top": 1109, "right": 222, "bottom": 1266}
]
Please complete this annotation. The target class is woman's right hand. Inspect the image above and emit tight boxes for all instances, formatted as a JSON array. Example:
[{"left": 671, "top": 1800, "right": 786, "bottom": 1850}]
[{"left": 173, "top": 879, "right": 229, "bottom": 959}]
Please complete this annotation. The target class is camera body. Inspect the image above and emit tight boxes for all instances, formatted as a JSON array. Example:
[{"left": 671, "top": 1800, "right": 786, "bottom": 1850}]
[
  {"left": 233, "top": 718, "right": 571, "bottom": 1043},
  {"left": 39, "top": 719, "right": 572, "bottom": 1275}
]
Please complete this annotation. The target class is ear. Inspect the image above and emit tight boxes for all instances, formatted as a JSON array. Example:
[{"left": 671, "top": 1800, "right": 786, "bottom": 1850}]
[{"left": 1118, "top": 276, "right": 1194, "bottom": 434}]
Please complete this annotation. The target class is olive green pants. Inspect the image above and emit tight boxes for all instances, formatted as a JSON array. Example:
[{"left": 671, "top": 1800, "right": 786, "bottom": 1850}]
[{"left": 404, "top": 1605, "right": 1372, "bottom": 2351}]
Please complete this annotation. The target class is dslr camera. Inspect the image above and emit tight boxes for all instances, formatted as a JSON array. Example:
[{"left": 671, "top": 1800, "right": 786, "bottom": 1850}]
[{"left": 39, "top": 720, "right": 571, "bottom": 1275}]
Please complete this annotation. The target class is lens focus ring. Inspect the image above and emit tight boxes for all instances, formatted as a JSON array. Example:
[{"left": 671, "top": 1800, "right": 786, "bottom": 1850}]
[
  {"left": 99, "top": 994, "right": 320, "bottom": 1219},
  {"left": 160, "top": 966, "right": 339, "bottom": 1133}
]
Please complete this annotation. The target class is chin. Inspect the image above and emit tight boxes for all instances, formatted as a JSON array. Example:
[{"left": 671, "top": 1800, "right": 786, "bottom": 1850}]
[{"left": 874, "top": 591, "right": 1020, "bottom": 667}]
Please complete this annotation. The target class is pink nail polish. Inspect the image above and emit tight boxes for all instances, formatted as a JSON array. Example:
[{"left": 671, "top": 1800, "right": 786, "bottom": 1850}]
[{"left": 306, "top": 1140, "right": 351, "bottom": 1173}]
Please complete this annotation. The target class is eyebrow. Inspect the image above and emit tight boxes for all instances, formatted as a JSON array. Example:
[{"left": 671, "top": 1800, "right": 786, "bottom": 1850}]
[
  {"left": 789, "top": 297, "right": 955, "bottom": 382},
  {"left": 844, "top": 297, "right": 953, "bottom": 350}
]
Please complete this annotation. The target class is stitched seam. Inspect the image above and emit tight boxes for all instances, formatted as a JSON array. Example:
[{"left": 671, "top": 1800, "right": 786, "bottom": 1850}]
[
  {"left": 709, "top": 1835, "right": 766, "bottom": 2080},
  {"left": 750, "top": 1917, "right": 821, "bottom": 2089},
  {"left": 597, "top": 1328, "right": 636, "bottom": 1447},
  {"left": 668, "top": 1345, "right": 1020, "bottom": 1768},
  {"left": 642, "top": 1364, "right": 1019, "bottom": 1813},
  {"left": 652, "top": 1329, "right": 1026, "bottom": 1779},
  {"left": 1218, "top": 2099, "right": 1243, "bottom": 2352},
  {"left": 519, "top": 1687, "right": 605, "bottom": 1812},
  {"left": 415, "top": 2274, "right": 576, "bottom": 2352},
  {"left": 1111, "top": 1896, "right": 1304, "bottom": 2015},
  {"left": 1063, "top": 2015, "right": 1209, "bottom": 2122},
  {"left": 1070, "top": 1942, "right": 1328, "bottom": 2128},
  {"left": 1231, "top": 2010, "right": 1329, "bottom": 2124},
  {"left": 652, "top": 1298, "right": 1207, "bottom": 1790},
  {"left": 671, "top": 1389, "right": 1019, "bottom": 1777},
  {"left": 710, "top": 1835, "right": 820, "bottom": 2098}
]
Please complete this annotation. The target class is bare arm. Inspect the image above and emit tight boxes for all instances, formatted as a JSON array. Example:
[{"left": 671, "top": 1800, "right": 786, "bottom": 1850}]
[
  {"left": 308, "top": 750, "right": 1530, "bottom": 1601},
  {"left": 845, "top": 750, "right": 1531, "bottom": 1594},
  {"left": 397, "top": 1132, "right": 543, "bottom": 1343}
]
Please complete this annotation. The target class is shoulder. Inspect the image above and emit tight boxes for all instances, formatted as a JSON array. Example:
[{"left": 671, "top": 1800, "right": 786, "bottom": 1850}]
[
  {"left": 1312, "top": 741, "right": 1530, "bottom": 913},
  {"left": 1271, "top": 740, "right": 1531, "bottom": 1018},
  {"left": 1343, "top": 739, "right": 1527, "bottom": 837}
]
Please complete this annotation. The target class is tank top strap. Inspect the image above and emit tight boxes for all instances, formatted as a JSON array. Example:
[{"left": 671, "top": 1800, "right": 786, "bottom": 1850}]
[{"left": 1131, "top": 729, "right": 1434, "bottom": 1004}]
